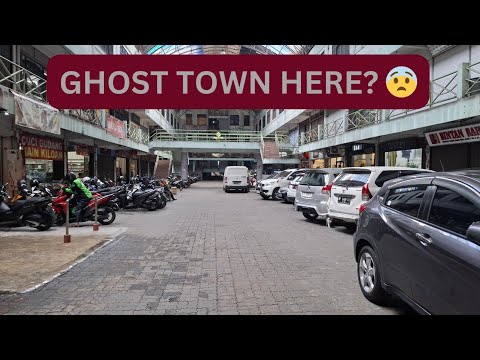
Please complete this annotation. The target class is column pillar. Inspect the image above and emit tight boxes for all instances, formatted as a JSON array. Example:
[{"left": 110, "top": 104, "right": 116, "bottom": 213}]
[
  {"left": 181, "top": 151, "right": 188, "bottom": 180},
  {"left": 457, "top": 62, "right": 470, "bottom": 99},
  {"left": 93, "top": 144, "right": 98, "bottom": 177},
  {"left": 256, "top": 154, "right": 263, "bottom": 180}
]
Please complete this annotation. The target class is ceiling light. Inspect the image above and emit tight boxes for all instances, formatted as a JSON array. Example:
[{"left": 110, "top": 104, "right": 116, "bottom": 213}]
[{"left": 212, "top": 153, "right": 224, "bottom": 158}]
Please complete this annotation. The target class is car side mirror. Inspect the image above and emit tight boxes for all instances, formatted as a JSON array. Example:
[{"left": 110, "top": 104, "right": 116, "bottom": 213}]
[
  {"left": 287, "top": 176, "right": 294, "bottom": 181},
  {"left": 466, "top": 222, "right": 480, "bottom": 244}
]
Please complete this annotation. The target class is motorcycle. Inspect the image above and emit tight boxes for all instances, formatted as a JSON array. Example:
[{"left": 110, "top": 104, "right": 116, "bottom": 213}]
[
  {"left": 51, "top": 189, "right": 116, "bottom": 226},
  {"left": 122, "top": 184, "right": 160, "bottom": 211},
  {"left": 0, "top": 183, "right": 54, "bottom": 231}
]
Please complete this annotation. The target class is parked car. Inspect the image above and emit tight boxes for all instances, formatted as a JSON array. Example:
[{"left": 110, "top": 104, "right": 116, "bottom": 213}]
[
  {"left": 295, "top": 169, "right": 342, "bottom": 220},
  {"left": 223, "top": 166, "right": 249, "bottom": 192},
  {"left": 286, "top": 172, "right": 306, "bottom": 203},
  {"left": 276, "top": 186, "right": 288, "bottom": 201},
  {"left": 258, "top": 168, "right": 307, "bottom": 200},
  {"left": 328, "top": 167, "right": 433, "bottom": 229},
  {"left": 354, "top": 170, "right": 480, "bottom": 314}
]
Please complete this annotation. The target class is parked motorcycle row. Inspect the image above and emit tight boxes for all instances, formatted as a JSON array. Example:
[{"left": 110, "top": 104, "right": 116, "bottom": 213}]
[{"left": 0, "top": 174, "right": 200, "bottom": 231}]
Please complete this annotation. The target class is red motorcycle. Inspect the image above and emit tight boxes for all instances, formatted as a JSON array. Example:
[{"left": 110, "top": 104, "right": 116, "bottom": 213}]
[{"left": 51, "top": 189, "right": 116, "bottom": 226}]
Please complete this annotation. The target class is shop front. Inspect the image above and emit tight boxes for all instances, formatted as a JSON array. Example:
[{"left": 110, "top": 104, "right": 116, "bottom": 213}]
[
  {"left": 426, "top": 123, "right": 480, "bottom": 171},
  {"left": 88, "top": 147, "right": 116, "bottom": 181},
  {"left": 67, "top": 144, "right": 92, "bottom": 177},
  {"left": 379, "top": 137, "right": 426, "bottom": 169},
  {"left": 324, "top": 146, "right": 345, "bottom": 168},
  {"left": 20, "top": 132, "right": 64, "bottom": 183},
  {"left": 349, "top": 144, "right": 375, "bottom": 167}
]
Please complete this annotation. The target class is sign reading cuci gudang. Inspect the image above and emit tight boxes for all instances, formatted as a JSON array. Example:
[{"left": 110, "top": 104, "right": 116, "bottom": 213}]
[{"left": 20, "top": 133, "right": 64, "bottom": 160}]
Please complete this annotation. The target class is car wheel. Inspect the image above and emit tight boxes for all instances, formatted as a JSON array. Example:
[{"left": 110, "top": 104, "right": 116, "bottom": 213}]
[
  {"left": 302, "top": 211, "right": 318, "bottom": 220},
  {"left": 260, "top": 193, "right": 270, "bottom": 200},
  {"left": 357, "top": 246, "right": 390, "bottom": 306},
  {"left": 271, "top": 188, "right": 279, "bottom": 200}
]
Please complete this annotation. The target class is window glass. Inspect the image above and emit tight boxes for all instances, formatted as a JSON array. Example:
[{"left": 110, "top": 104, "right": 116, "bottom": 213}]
[
  {"left": 300, "top": 172, "right": 327, "bottom": 186},
  {"left": 244, "top": 115, "right": 250, "bottom": 127},
  {"left": 186, "top": 114, "right": 193, "bottom": 125},
  {"left": 273, "top": 171, "right": 290, "bottom": 179},
  {"left": 375, "top": 171, "right": 400, "bottom": 187},
  {"left": 428, "top": 186, "right": 480, "bottom": 236},
  {"left": 384, "top": 185, "right": 427, "bottom": 218},
  {"left": 230, "top": 115, "right": 240, "bottom": 126},
  {"left": 335, "top": 171, "right": 371, "bottom": 187}
]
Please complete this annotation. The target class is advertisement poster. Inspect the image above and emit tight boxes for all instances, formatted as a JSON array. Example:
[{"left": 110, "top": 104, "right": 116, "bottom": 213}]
[
  {"left": 13, "top": 91, "right": 61, "bottom": 135},
  {"left": 106, "top": 114, "right": 126, "bottom": 138}
]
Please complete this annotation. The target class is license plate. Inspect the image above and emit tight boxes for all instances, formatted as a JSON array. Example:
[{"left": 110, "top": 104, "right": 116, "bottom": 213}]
[
  {"left": 233, "top": 181, "right": 241, "bottom": 184},
  {"left": 338, "top": 196, "right": 351, "bottom": 204},
  {"left": 301, "top": 192, "right": 313, "bottom": 199}
]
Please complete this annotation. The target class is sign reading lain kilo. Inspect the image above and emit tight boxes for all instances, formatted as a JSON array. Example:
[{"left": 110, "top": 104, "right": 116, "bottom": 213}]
[
  {"left": 20, "top": 133, "right": 64, "bottom": 160},
  {"left": 425, "top": 123, "right": 480, "bottom": 147}
]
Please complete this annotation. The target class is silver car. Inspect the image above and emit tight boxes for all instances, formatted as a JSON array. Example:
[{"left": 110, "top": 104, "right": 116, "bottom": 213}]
[{"left": 295, "top": 168, "right": 342, "bottom": 221}]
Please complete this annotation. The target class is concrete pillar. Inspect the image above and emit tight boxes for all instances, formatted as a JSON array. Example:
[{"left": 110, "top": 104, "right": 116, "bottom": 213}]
[
  {"left": 374, "top": 139, "right": 380, "bottom": 166},
  {"left": 147, "top": 160, "right": 151, "bottom": 177},
  {"left": 457, "top": 62, "right": 470, "bottom": 99},
  {"left": 256, "top": 154, "right": 263, "bottom": 179},
  {"left": 138, "top": 158, "right": 142, "bottom": 177},
  {"left": 64, "top": 139, "right": 68, "bottom": 174},
  {"left": 93, "top": 145, "right": 98, "bottom": 177},
  {"left": 181, "top": 151, "right": 188, "bottom": 180}
]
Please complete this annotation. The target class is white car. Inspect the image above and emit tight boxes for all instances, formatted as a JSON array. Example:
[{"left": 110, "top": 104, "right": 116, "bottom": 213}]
[
  {"left": 286, "top": 173, "right": 306, "bottom": 203},
  {"left": 223, "top": 166, "right": 249, "bottom": 192},
  {"left": 328, "top": 166, "right": 433, "bottom": 228},
  {"left": 258, "top": 168, "right": 307, "bottom": 200}
]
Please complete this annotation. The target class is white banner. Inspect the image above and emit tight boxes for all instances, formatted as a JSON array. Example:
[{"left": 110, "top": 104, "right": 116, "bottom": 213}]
[
  {"left": 13, "top": 91, "right": 61, "bottom": 135},
  {"left": 425, "top": 123, "right": 480, "bottom": 147}
]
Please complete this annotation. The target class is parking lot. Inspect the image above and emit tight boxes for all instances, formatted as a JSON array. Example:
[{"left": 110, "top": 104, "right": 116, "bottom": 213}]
[{"left": 0, "top": 181, "right": 412, "bottom": 315}]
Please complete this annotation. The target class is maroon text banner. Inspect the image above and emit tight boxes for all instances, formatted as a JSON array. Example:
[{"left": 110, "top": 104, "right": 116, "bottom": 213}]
[{"left": 47, "top": 55, "right": 430, "bottom": 109}]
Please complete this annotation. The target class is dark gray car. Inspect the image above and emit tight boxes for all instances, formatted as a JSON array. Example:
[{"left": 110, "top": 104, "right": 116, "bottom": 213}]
[{"left": 354, "top": 170, "right": 480, "bottom": 314}]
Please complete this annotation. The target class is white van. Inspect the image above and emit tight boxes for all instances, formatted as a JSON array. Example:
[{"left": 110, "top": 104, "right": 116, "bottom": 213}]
[{"left": 223, "top": 166, "right": 249, "bottom": 193}]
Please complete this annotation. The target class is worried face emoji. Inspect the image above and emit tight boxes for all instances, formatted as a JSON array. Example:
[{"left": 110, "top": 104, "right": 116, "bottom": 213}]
[{"left": 386, "top": 66, "right": 417, "bottom": 98}]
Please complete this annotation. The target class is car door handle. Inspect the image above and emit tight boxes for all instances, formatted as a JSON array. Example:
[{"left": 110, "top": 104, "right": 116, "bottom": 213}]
[{"left": 415, "top": 233, "right": 432, "bottom": 246}]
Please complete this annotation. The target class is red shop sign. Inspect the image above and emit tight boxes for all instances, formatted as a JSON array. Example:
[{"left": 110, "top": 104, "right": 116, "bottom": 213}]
[
  {"left": 20, "top": 132, "right": 64, "bottom": 161},
  {"left": 106, "top": 114, "right": 126, "bottom": 139}
]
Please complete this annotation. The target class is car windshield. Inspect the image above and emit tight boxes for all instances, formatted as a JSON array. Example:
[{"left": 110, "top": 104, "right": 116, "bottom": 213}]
[
  {"left": 272, "top": 171, "right": 291, "bottom": 179},
  {"left": 300, "top": 172, "right": 327, "bottom": 186},
  {"left": 335, "top": 171, "right": 371, "bottom": 187},
  {"left": 292, "top": 175, "right": 304, "bottom": 183}
]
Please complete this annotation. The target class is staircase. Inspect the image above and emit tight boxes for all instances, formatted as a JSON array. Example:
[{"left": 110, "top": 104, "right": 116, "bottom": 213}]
[
  {"left": 154, "top": 159, "right": 171, "bottom": 179},
  {"left": 263, "top": 141, "right": 280, "bottom": 159}
]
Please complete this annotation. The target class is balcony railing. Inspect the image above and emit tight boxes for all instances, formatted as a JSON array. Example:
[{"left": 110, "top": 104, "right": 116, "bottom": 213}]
[
  {"left": 127, "top": 123, "right": 149, "bottom": 144},
  {"left": 347, "top": 110, "right": 382, "bottom": 130},
  {"left": 466, "top": 61, "right": 480, "bottom": 97},
  {"left": 0, "top": 55, "right": 47, "bottom": 102},
  {"left": 150, "top": 129, "right": 263, "bottom": 143}
]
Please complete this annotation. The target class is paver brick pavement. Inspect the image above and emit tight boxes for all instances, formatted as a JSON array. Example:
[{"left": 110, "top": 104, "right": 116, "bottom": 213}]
[{"left": 0, "top": 182, "right": 413, "bottom": 315}]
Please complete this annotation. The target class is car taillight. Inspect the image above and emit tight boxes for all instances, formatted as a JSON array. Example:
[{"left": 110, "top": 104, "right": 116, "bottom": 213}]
[
  {"left": 224, "top": 177, "right": 227, "bottom": 183},
  {"left": 362, "top": 183, "right": 372, "bottom": 201},
  {"left": 359, "top": 204, "right": 366, "bottom": 213},
  {"left": 321, "top": 183, "right": 333, "bottom": 196}
]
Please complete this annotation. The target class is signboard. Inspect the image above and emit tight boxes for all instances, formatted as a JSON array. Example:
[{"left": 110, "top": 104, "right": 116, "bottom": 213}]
[
  {"left": 425, "top": 123, "right": 480, "bottom": 147},
  {"left": 20, "top": 132, "right": 64, "bottom": 160},
  {"left": 13, "top": 91, "right": 60, "bottom": 135},
  {"left": 105, "top": 114, "right": 126, "bottom": 138},
  {"left": 47, "top": 54, "right": 430, "bottom": 110},
  {"left": 75, "top": 144, "right": 92, "bottom": 156}
]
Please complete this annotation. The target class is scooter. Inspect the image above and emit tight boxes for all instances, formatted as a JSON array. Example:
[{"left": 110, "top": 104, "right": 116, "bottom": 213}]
[
  {"left": 0, "top": 183, "right": 54, "bottom": 231},
  {"left": 51, "top": 189, "right": 116, "bottom": 226}
]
